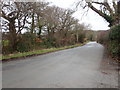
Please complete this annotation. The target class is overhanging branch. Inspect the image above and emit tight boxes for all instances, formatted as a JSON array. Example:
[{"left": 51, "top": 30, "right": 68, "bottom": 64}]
[{"left": 87, "top": 2, "right": 113, "bottom": 25}]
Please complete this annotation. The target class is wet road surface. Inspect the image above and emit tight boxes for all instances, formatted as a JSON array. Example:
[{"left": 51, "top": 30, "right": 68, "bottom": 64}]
[{"left": 2, "top": 42, "right": 118, "bottom": 88}]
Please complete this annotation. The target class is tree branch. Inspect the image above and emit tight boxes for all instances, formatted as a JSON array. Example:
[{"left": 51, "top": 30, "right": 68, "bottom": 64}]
[
  {"left": 2, "top": 10, "right": 9, "bottom": 20},
  {"left": 113, "top": 2, "right": 117, "bottom": 12},
  {"left": 104, "top": 2, "right": 113, "bottom": 14},
  {"left": 92, "top": 2, "right": 113, "bottom": 14},
  {"left": 92, "top": 2, "right": 104, "bottom": 5},
  {"left": 17, "top": 14, "right": 28, "bottom": 34},
  {"left": 87, "top": 2, "right": 113, "bottom": 25},
  {"left": 87, "top": 2, "right": 106, "bottom": 18}
]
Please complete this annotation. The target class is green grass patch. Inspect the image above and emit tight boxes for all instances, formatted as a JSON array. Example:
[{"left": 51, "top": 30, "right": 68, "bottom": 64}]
[{"left": 1, "top": 42, "right": 88, "bottom": 61}]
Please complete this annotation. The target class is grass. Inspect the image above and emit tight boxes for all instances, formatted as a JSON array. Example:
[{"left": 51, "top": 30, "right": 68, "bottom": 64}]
[{"left": 1, "top": 42, "right": 88, "bottom": 61}]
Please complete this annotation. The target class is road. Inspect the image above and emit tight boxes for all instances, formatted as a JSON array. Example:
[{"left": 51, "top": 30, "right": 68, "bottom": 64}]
[{"left": 2, "top": 42, "right": 118, "bottom": 88}]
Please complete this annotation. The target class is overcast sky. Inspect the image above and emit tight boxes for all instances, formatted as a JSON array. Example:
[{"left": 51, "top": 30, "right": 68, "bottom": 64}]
[{"left": 46, "top": 0, "right": 110, "bottom": 31}]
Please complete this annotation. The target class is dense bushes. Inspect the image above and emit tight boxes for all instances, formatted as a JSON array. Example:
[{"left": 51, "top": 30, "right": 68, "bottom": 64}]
[
  {"left": 97, "top": 30, "right": 109, "bottom": 45},
  {"left": 109, "top": 24, "right": 120, "bottom": 59},
  {"left": 2, "top": 33, "right": 43, "bottom": 54},
  {"left": 43, "top": 38, "right": 56, "bottom": 48},
  {"left": 2, "top": 40, "right": 11, "bottom": 54},
  {"left": 16, "top": 33, "right": 36, "bottom": 52},
  {"left": 2, "top": 30, "right": 87, "bottom": 55},
  {"left": 78, "top": 33, "right": 86, "bottom": 43},
  {"left": 97, "top": 24, "right": 120, "bottom": 60}
]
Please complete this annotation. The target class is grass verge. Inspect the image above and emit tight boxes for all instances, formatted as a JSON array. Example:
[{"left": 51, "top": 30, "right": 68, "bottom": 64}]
[{"left": 1, "top": 42, "right": 88, "bottom": 61}]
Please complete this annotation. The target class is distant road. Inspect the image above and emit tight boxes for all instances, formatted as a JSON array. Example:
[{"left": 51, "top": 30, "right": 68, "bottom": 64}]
[{"left": 2, "top": 42, "right": 118, "bottom": 88}]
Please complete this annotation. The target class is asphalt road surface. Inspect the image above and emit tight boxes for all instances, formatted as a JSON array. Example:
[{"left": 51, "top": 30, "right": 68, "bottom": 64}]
[{"left": 2, "top": 42, "right": 118, "bottom": 88}]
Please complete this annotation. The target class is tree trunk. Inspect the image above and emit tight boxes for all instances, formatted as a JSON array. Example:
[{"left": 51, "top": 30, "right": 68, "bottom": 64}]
[
  {"left": 76, "top": 31, "right": 79, "bottom": 43},
  {"left": 37, "top": 15, "right": 42, "bottom": 38},
  {"left": 38, "top": 26, "right": 42, "bottom": 38},
  {"left": 8, "top": 19, "right": 17, "bottom": 52},
  {"left": 31, "top": 13, "right": 35, "bottom": 34}
]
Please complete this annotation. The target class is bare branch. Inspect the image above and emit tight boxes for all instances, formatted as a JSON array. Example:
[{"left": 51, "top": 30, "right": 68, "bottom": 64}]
[
  {"left": 113, "top": 2, "right": 117, "bottom": 12},
  {"left": 87, "top": 2, "right": 106, "bottom": 18},
  {"left": 1, "top": 10, "right": 9, "bottom": 20},
  {"left": 92, "top": 2, "right": 113, "bottom": 14}
]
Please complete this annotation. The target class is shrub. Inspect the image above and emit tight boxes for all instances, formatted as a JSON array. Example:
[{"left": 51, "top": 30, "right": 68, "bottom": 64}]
[
  {"left": 109, "top": 24, "right": 120, "bottom": 59},
  {"left": 2, "top": 40, "right": 9, "bottom": 47},
  {"left": 78, "top": 33, "right": 85, "bottom": 43},
  {"left": 16, "top": 33, "right": 37, "bottom": 52},
  {"left": 109, "top": 25, "right": 120, "bottom": 41},
  {"left": 43, "top": 38, "right": 56, "bottom": 48},
  {"left": 2, "top": 40, "right": 13, "bottom": 54},
  {"left": 97, "top": 31, "right": 109, "bottom": 45}
]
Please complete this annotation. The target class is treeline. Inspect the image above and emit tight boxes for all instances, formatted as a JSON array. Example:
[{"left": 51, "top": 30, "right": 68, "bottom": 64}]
[
  {"left": 1, "top": 1, "right": 91, "bottom": 54},
  {"left": 97, "top": 25, "right": 120, "bottom": 61}
]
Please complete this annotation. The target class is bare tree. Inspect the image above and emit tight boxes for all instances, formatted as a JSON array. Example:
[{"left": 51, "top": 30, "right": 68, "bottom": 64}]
[
  {"left": 29, "top": 2, "right": 49, "bottom": 35},
  {"left": 1, "top": 2, "right": 30, "bottom": 51},
  {"left": 77, "top": 0, "right": 120, "bottom": 27}
]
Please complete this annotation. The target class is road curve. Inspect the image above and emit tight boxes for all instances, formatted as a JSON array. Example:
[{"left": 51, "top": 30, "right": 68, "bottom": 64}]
[{"left": 2, "top": 42, "right": 118, "bottom": 88}]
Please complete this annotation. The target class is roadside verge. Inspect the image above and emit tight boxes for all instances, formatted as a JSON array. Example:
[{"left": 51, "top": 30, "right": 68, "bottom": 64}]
[{"left": 1, "top": 42, "right": 88, "bottom": 62}]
